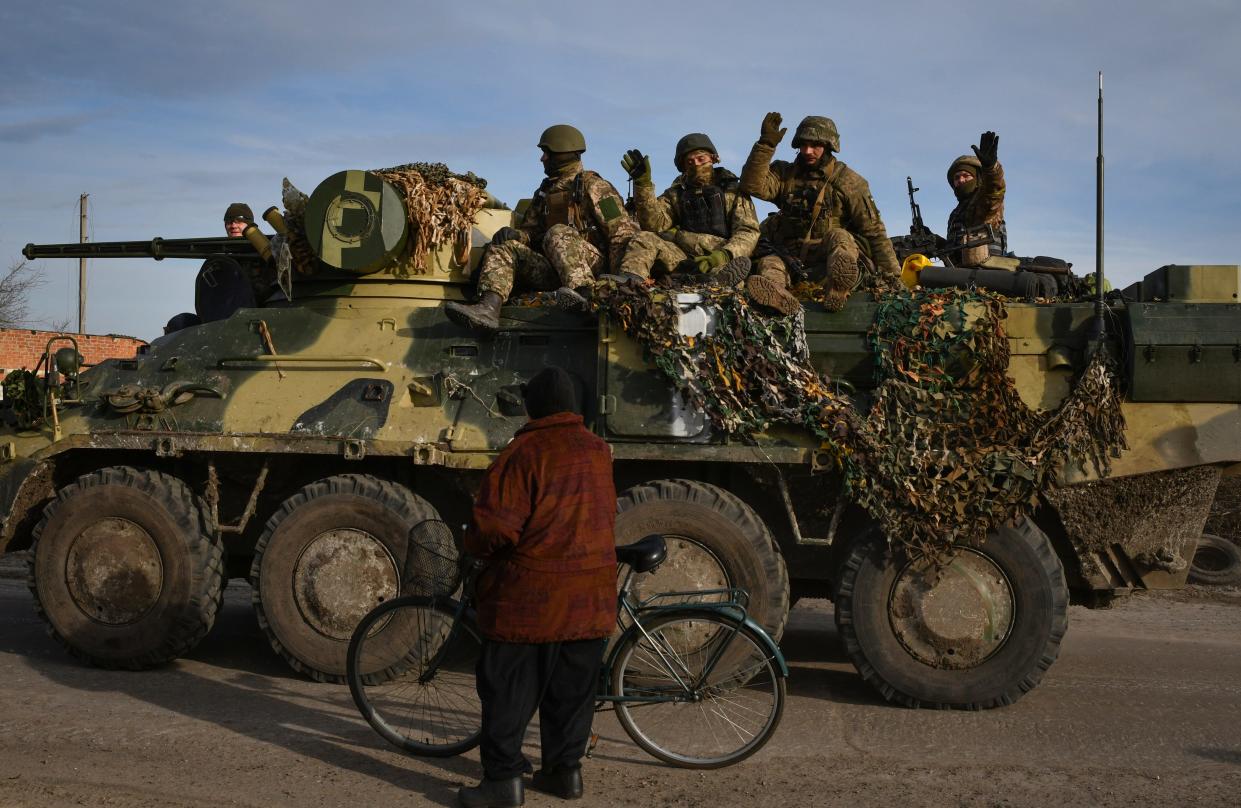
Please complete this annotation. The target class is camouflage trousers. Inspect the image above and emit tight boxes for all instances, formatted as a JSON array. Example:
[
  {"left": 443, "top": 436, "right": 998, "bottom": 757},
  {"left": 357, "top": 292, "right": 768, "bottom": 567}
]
[
  {"left": 476, "top": 224, "right": 603, "bottom": 299},
  {"left": 756, "top": 228, "right": 860, "bottom": 290},
  {"left": 619, "top": 230, "right": 728, "bottom": 280}
]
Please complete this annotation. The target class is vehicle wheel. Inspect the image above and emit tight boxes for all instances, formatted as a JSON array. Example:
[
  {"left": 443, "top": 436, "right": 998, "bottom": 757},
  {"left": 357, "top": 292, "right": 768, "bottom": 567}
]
[
  {"left": 615, "top": 479, "right": 790, "bottom": 641},
  {"left": 251, "top": 474, "right": 441, "bottom": 683},
  {"left": 834, "top": 518, "right": 1068, "bottom": 709},
  {"left": 28, "top": 466, "right": 223, "bottom": 670},
  {"left": 610, "top": 609, "right": 786, "bottom": 768},
  {"left": 1188, "top": 533, "right": 1241, "bottom": 586},
  {"left": 347, "top": 595, "right": 482, "bottom": 756}
]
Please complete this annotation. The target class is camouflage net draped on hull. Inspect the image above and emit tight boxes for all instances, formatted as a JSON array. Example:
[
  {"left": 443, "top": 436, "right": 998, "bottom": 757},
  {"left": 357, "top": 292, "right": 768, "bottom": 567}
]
[{"left": 594, "top": 282, "right": 1128, "bottom": 560}]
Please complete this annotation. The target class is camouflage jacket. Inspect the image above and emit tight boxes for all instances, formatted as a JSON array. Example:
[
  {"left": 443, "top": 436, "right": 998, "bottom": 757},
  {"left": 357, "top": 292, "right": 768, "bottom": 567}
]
[
  {"left": 947, "top": 161, "right": 1006, "bottom": 267},
  {"left": 740, "top": 142, "right": 901, "bottom": 281},
  {"left": 632, "top": 168, "right": 760, "bottom": 259},
  {"left": 518, "top": 161, "right": 638, "bottom": 262}
]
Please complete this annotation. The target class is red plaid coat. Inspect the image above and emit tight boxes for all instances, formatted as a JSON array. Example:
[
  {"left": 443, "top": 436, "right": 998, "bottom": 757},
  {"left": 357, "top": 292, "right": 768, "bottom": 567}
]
[{"left": 463, "top": 412, "right": 618, "bottom": 643}]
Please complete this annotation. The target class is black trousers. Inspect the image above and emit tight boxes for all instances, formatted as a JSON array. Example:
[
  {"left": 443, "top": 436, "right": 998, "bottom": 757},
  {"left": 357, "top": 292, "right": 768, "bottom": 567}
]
[{"left": 475, "top": 637, "right": 606, "bottom": 780}]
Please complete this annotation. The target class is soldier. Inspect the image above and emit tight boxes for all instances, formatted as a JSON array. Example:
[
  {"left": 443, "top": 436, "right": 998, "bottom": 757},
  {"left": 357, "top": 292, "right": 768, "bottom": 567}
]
[
  {"left": 616, "top": 133, "right": 758, "bottom": 286},
  {"left": 446, "top": 125, "right": 638, "bottom": 334},
  {"left": 194, "top": 203, "right": 275, "bottom": 323},
  {"left": 946, "top": 131, "right": 1007, "bottom": 267},
  {"left": 739, "top": 113, "right": 901, "bottom": 315}
]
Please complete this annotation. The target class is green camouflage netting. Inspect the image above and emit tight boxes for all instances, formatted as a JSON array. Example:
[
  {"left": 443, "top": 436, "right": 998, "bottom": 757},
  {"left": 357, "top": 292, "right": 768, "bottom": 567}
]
[{"left": 594, "top": 281, "right": 1128, "bottom": 560}]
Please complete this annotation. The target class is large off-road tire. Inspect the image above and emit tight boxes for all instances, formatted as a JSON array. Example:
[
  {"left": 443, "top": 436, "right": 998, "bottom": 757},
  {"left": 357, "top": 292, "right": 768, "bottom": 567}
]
[
  {"left": 28, "top": 466, "right": 223, "bottom": 670},
  {"left": 614, "top": 479, "right": 790, "bottom": 641},
  {"left": 834, "top": 519, "right": 1068, "bottom": 709},
  {"left": 250, "top": 474, "right": 440, "bottom": 683},
  {"left": 1188, "top": 533, "right": 1241, "bottom": 586}
]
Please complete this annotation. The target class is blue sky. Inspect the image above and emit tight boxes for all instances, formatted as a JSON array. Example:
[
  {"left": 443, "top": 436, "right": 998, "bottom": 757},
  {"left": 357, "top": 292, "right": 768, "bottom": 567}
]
[{"left": 1, "top": 0, "right": 1238, "bottom": 339}]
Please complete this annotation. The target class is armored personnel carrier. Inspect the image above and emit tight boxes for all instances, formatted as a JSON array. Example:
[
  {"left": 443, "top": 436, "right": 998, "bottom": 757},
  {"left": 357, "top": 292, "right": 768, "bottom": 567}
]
[{"left": 5, "top": 165, "right": 1239, "bottom": 710}]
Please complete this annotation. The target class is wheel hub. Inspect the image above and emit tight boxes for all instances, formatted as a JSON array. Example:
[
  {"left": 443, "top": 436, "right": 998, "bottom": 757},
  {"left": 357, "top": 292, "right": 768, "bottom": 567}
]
[
  {"left": 888, "top": 548, "right": 1014, "bottom": 670},
  {"left": 632, "top": 535, "right": 728, "bottom": 604},
  {"left": 293, "top": 529, "right": 399, "bottom": 641},
  {"left": 65, "top": 517, "right": 163, "bottom": 625}
]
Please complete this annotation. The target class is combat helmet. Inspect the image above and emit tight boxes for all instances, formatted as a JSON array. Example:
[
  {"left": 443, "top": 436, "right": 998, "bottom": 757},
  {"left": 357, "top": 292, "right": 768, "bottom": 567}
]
[
  {"left": 538, "top": 124, "right": 586, "bottom": 154},
  {"left": 674, "top": 133, "right": 718, "bottom": 171},
  {"left": 791, "top": 116, "right": 840, "bottom": 152},
  {"left": 947, "top": 154, "right": 982, "bottom": 186}
]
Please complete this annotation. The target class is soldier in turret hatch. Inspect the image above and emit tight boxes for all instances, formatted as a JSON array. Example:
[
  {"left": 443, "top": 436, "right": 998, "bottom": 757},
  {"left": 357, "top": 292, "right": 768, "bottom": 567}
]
[
  {"left": 739, "top": 113, "right": 901, "bottom": 315},
  {"left": 445, "top": 125, "right": 638, "bottom": 335},
  {"left": 945, "top": 131, "right": 1007, "bottom": 268},
  {"left": 615, "top": 133, "right": 757, "bottom": 287}
]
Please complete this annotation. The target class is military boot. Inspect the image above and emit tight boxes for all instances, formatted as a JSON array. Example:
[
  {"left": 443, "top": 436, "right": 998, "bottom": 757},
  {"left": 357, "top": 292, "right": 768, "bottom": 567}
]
[
  {"left": 554, "top": 285, "right": 594, "bottom": 312},
  {"left": 445, "top": 291, "right": 503, "bottom": 333},
  {"left": 823, "top": 245, "right": 861, "bottom": 312},
  {"left": 457, "top": 775, "right": 524, "bottom": 808},
  {"left": 745, "top": 275, "right": 801, "bottom": 316},
  {"left": 704, "top": 256, "right": 751, "bottom": 287}
]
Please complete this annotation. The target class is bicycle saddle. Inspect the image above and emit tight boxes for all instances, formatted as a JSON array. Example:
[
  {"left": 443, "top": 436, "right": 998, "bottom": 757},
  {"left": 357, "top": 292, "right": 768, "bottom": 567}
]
[{"left": 615, "top": 534, "right": 667, "bottom": 573}]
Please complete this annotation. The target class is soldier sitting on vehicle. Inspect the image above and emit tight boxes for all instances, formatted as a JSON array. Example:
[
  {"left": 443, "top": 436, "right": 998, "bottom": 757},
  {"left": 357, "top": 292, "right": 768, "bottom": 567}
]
[
  {"left": 946, "top": 131, "right": 1008, "bottom": 268},
  {"left": 445, "top": 125, "right": 639, "bottom": 335},
  {"left": 739, "top": 113, "right": 902, "bottom": 315},
  {"left": 615, "top": 133, "right": 758, "bottom": 287}
]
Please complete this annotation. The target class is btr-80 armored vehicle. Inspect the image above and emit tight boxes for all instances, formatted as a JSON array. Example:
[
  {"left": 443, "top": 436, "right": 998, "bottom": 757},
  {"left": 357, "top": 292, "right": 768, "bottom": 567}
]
[{"left": 5, "top": 165, "right": 1239, "bottom": 710}]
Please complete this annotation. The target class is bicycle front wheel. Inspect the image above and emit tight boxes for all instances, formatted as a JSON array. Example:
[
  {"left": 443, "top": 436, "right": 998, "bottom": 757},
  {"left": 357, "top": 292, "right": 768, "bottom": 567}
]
[
  {"left": 346, "top": 595, "right": 482, "bottom": 757},
  {"left": 610, "top": 609, "right": 785, "bottom": 768}
]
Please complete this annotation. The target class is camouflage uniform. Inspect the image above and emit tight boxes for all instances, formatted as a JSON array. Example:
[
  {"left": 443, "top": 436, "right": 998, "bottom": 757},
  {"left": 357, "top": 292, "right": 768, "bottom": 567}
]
[
  {"left": 474, "top": 160, "right": 637, "bottom": 299},
  {"left": 946, "top": 154, "right": 1007, "bottom": 268},
  {"left": 619, "top": 168, "right": 759, "bottom": 280},
  {"left": 740, "top": 137, "right": 901, "bottom": 310}
]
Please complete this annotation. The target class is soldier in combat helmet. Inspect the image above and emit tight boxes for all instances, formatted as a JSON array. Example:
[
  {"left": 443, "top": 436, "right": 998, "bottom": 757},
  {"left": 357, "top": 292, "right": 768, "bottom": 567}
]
[
  {"left": 615, "top": 133, "right": 758, "bottom": 287},
  {"left": 446, "top": 125, "right": 638, "bottom": 334},
  {"left": 739, "top": 113, "right": 901, "bottom": 315},
  {"left": 946, "top": 131, "right": 1007, "bottom": 268}
]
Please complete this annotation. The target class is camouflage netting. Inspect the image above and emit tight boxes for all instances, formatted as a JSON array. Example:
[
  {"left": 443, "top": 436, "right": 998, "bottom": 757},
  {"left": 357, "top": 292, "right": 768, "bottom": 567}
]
[
  {"left": 281, "top": 163, "right": 489, "bottom": 274},
  {"left": 373, "top": 163, "right": 489, "bottom": 272},
  {"left": 1205, "top": 475, "right": 1241, "bottom": 544},
  {"left": 593, "top": 281, "right": 1128, "bottom": 560}
]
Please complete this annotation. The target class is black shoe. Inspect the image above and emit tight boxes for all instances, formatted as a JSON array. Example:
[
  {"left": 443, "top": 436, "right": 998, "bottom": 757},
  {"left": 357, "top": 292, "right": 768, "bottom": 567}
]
[
  {"left": 458, "top": 775, "right": 524, "bottom": 808},
  {"left": 531, "top": 766, "right": 583, "bottom": 800}
]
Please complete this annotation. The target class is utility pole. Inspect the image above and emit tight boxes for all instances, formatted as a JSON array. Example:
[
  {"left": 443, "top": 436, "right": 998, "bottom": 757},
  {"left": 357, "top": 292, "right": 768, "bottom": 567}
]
[{"left": 78, "top": 193, "right": 88, "bottom": 334}]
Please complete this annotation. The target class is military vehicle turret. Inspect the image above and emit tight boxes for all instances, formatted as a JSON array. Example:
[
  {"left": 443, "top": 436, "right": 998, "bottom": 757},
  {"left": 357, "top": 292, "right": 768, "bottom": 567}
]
[{"left": 5, "top": 163, "right": 1239, "bottom": 711}]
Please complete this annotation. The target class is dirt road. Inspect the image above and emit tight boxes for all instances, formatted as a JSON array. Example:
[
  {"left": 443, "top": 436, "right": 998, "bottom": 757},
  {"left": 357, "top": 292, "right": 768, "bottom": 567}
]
[{"left": 1, "top": 556, "right": 1238, "bottom": 807}]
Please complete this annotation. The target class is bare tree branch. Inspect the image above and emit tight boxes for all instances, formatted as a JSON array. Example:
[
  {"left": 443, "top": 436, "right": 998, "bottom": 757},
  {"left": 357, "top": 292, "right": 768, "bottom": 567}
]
[{"left": 0, "top": 260, "right": 46, "bottom": 328}]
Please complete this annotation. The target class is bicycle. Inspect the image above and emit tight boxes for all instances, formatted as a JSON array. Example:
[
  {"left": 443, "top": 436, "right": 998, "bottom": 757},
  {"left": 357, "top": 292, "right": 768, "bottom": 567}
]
[{"left": 346, "top": 522, "right": 788, "bottom": 769}]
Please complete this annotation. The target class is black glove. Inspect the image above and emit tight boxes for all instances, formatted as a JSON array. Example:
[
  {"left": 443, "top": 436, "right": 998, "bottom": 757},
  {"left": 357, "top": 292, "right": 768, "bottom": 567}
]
[
  {"left": 973, "top": 131, "right": 999, "bottom": 169},
  {"left": 760, "top": 112, "right": 786, "bottom": 147},
  {"left": 490, "top": 226, "right": 524, "bottom": 246},
  {"left": 621, "top": 149, "right": 651, "bottom": 183}
]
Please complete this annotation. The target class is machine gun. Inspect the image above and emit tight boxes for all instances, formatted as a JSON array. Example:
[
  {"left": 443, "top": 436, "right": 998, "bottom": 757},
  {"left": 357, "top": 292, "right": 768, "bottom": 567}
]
[{"left": 889, "top": 177, "right": 947, "bottom": 263}]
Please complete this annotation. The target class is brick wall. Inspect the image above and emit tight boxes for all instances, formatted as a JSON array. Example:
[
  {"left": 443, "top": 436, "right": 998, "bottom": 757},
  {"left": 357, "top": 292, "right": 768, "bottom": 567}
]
[{"left": 0, "top": 329, "right": 146, "bottom": 376}]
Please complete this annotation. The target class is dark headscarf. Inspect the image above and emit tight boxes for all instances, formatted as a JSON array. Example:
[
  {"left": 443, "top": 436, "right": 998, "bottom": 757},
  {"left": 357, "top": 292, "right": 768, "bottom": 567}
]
[{"left": 522, "top": 366, "right": 579, "bottom": 419}]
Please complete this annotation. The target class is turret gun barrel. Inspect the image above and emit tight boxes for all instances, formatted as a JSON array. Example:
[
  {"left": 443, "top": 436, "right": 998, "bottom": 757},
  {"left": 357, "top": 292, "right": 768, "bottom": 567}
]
[{"left": 23, "top": 236, "right": 260, "bottom": 262}]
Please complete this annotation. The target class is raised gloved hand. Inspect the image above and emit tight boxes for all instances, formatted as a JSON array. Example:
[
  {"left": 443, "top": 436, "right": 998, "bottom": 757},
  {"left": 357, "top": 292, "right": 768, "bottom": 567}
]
[
  {"left": 490, "top": 226, "right": 526, "bottom": 246},
  {"left": 693, "top": 250, "right": 731, "bottom": 273},
  {"left": 621, "top": 149, "right": 652, "bottom": 184},
  {"left": 760, "top": 112, "right": 786, "bottom": 147},
  {"left": 973, "top": 131, "right": 999, "bottom": 169}
]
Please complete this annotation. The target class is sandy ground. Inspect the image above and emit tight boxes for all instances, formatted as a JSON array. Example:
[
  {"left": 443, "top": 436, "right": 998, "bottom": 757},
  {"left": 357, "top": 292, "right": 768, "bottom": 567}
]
[{"left": 1, "top": 553, "right": 1239, "bottom": 808}]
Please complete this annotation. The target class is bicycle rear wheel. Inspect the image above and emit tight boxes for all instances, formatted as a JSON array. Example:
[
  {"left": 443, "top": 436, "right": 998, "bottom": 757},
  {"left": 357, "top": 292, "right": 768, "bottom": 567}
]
[
  {"left": 610, "top": 609, "right": 785, "bottom": 768},
  {"left": 346, "top": 595, "right": 482, "bottom": 756}
]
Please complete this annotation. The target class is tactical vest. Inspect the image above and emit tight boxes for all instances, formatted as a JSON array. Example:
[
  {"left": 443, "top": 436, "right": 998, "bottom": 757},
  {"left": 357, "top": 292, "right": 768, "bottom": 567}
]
[
  {"left": 947, "top": 204, "right": 1008, "bottom": 256},
  {"left": 533, "top": 173, "right": 584, "bottom": 230},
  {"left": 774, "top": 161, "right": 842, "bottom": 246},
  {"left": 678, "top": 182, "right": 730, "bottom": 237}
]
